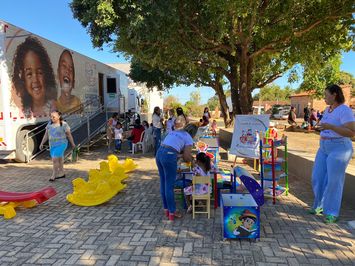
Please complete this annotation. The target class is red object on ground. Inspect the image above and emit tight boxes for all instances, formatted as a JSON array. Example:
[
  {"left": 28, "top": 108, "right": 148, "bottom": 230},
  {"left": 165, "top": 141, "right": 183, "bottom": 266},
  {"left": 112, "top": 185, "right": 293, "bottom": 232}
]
[{"left": 0, "top": 187, "right": 57, "bottom": 204}]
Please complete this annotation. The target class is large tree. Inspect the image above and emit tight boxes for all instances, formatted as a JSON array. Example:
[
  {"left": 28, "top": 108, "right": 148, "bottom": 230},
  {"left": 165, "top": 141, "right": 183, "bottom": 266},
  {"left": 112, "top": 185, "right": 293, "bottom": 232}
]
[{"left": 71, "top": 0, "right": 354, "bottom": 116}]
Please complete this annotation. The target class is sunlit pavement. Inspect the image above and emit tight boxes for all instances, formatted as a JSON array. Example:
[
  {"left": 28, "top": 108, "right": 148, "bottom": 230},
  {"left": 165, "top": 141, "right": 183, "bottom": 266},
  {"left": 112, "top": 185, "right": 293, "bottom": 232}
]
[{"left": 0, "top": 141, "right": 354, "bottom": 265}]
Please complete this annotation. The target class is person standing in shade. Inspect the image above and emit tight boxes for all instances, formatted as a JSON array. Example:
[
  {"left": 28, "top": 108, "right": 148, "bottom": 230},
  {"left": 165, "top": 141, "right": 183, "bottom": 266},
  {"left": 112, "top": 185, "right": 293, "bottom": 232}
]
[
  {"left": 303, "top": 103, "right": 311, "bottom": 125},
  {"left": 152, "top": 106, "right": 163, "bottom": 155},
  {"left": 310, "top": 84, "right": 355, "bottom": 223},
  {"left": 113, "top": 122, "right": 123, "bottom": 153},
  {"left": 39, "top": 111, "right": 75, "bottom": 181},
  {"left": 288, "top": 106, "right": 297, "bottom": 127},
  {"left": 107, "top": 113, "right": 118, "bottom": 152},
  {"left": 156, "top": 118, "right": 198, "bottom": 221},
  {"left": 166, "top": 109, "right": 176, "bottom": 133},
  {"left": 203, "top": 107, "right": 211, "bottom": 122},
  {"left": 176, "top": 107, "right": 188, "bottom": 125}
]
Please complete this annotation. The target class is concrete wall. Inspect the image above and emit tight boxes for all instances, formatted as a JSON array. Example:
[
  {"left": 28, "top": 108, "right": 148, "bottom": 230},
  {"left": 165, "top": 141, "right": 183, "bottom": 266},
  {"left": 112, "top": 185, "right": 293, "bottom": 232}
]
[
  {"left": 291, "top": 96, "right": 310, "bottom": 117},
  {"left": 219, "top": 128, "right": 355, "bottom": 208}
]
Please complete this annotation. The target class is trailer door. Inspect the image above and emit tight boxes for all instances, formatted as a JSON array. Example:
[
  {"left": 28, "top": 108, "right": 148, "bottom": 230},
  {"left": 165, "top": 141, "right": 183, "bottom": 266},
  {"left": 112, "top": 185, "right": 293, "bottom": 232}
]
[{"left": 98, "top": 73, "right": 104, "bottom": 106}]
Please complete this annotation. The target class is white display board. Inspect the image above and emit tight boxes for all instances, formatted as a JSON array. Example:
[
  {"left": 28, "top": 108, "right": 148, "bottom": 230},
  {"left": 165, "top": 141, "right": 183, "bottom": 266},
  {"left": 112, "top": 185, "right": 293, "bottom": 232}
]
[{"left": 229, "top": 115, "right": 269, "bottom": 159}]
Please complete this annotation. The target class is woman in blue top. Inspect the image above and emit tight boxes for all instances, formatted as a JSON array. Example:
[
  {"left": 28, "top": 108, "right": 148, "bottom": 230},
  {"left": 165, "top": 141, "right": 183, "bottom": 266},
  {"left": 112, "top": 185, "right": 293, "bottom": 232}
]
[
  {"left": 311, "top": 84, "right": 355, "bottom": 223},
  {"left": 156, "top": 117, "right": 198, "bottom": 221},
  {"left": 40, "top": 111, "right": 76, "bottom": 181}
]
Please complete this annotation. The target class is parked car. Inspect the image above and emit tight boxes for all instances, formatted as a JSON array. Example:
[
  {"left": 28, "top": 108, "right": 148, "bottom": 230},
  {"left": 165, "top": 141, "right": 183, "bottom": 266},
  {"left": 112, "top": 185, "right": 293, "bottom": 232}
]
[
  {"left": 273, "top": 106, "right": 291, "bottom": 120},
  {"left": 273, "top": 110, "right": 289, "bottom": 120}
]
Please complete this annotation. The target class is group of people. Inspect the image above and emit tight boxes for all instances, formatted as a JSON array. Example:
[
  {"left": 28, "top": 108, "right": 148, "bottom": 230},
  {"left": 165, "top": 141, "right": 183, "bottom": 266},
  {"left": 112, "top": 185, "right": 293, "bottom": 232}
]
[
  {"left": 157, "top": 85, "right": 355, "bottom": 224},
  {"left": 288, "top": 104, "right": 323, "bottom": 129},
  {"left": 155, "top": 106, "right": 219, "bottom": 221},
  {"left": 199, "top": 107, "right": 217, "bottom": 136},
  {"left": 105, "top": 106, "right": 217, "bottom": 155},
  {"left": 302, "top": 104, "right": 323, "bottom": 129},
  {"left": 38, "top": 84, "right": 354, "bottom": 225},
  {"left": 12, "top": 36, "right": 82, "bottom": 117},
  {"left": 106, "top": 112, "right": 147, "bottom": 153}
]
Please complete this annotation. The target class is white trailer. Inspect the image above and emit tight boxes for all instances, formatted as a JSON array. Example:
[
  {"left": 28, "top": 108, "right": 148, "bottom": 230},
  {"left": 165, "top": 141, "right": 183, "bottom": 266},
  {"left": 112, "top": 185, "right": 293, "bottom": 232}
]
[
  {"left": 108, "top": 63, "right": 164, "bottom": 123},
  {"left": 0, "top": 20, "right": 128, "bottom": 162},
  {"left": 127, "top": 88, "right": 141, "bottom": 113}
]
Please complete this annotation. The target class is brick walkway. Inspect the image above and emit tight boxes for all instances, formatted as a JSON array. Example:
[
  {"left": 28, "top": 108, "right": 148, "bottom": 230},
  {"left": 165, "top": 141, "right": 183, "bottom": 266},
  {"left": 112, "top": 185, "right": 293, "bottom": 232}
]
[{"left": 0, "top": 142, "right": 354, "bottom": 265}]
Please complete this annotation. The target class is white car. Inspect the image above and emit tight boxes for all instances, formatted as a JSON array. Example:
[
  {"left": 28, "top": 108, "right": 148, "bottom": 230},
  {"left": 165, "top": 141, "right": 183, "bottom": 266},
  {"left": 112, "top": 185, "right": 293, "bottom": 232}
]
[{"left": 273, "top": 110, "right": 289, "bottom": 120}]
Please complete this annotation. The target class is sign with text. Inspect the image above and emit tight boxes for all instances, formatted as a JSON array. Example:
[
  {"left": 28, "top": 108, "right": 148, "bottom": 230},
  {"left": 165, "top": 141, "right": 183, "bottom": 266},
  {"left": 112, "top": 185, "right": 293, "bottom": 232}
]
[{"left": 229, "top": 115, "right": 269, "bottom": 159}]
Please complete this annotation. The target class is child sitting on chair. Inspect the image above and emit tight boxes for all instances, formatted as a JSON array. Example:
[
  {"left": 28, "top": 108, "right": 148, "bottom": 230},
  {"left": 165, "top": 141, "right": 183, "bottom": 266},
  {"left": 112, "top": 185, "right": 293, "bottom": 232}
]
[{"left": 184, "top": 152, "right": 212, "bottom": 213}]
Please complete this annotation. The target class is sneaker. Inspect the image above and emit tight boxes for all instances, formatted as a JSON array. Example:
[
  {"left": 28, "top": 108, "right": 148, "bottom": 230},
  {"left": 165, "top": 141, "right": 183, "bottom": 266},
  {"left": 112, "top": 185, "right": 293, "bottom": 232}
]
[
  {"left": 168, "top": 211, "right": 183, "bottom": 221},
  {"left": 324, "top": 215, "right": 338, "bottom": 224},
  {"left": 163, "top": 209, "right": 169, "bottom": 218},
  {"left": 308, "top": 207, "right": 323, "bottom": 215}
]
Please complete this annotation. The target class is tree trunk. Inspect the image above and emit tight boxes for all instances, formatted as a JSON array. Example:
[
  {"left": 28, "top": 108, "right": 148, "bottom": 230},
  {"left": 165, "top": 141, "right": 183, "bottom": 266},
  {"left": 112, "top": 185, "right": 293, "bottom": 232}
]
[
  {"left": 229, "top": 61, "right": 241, "bottom": 117},
  {"left": 213, "top": 82, "right": 231, "bottom": 128},
  {"left": 239, "top": 46, "right": 253, "bottom": 114}
]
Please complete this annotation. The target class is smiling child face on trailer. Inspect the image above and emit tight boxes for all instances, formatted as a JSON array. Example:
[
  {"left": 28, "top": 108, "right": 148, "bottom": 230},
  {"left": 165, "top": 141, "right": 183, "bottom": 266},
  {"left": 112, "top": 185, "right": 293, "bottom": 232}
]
[
  {"left": 22, "top": 50, "right": 46, "bottom": 104},
  {"left": 58, "top": 50, "right": 75, "bottom": 96}
]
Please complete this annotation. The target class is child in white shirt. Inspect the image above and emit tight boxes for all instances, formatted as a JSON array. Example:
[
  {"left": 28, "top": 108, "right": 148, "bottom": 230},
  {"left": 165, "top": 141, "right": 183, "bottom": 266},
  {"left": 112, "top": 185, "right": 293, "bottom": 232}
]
[{"left": 114, "top": 122, "right": 123, "bottom": 153}]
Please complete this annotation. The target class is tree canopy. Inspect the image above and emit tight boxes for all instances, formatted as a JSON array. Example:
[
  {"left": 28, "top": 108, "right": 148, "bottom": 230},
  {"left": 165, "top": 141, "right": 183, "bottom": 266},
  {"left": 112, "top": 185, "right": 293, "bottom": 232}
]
[
  {"left": 253, "top": 84, "right": 295, "bottom": 101},
  {"left": 71, "top": 0, "right": 355, "bottom": 117},
  {"left": 128, "top": 57, "right": 177, "bottom": 91}
]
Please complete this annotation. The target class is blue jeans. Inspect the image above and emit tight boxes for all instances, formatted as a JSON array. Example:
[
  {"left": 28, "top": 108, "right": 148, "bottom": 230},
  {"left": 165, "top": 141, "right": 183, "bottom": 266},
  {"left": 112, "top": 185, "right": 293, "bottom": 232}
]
[
  {"left": 154, "top": 127, "right": 162, "bottom": 156},
  {"left": 114, "top": 139, "right": 122, "bottom": 150},
  {"left": 312, "top": 138, "right": 353, "bottom": 217},
  {"left": 156, "top": 146, "right": 178, "bottom": 213}
]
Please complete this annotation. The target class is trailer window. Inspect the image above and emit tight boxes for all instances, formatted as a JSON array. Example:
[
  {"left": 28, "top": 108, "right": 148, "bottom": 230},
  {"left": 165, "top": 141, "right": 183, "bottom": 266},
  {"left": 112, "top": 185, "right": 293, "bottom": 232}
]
[{"left": 107, "top": 78, "right": 117, "bottom": 93}]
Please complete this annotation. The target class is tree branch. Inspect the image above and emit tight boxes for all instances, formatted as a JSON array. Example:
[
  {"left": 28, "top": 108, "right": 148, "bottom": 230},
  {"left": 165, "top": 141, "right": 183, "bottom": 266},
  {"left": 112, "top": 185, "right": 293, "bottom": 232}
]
[
  {"left": 177, "top": 2, "right": 232, "bottom": 53},
  {"left": 251, "top": 12, "right": 354, "bottom": 59},
  {"left": 256, "top": 73, "right": 282, "bottom": 88}
]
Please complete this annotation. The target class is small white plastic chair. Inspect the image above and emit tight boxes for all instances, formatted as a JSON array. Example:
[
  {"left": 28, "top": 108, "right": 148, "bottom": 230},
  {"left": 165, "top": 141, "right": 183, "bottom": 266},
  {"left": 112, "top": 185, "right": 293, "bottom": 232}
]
[
  {"left": 132, "top": 130, "right": 145, "bottom": 154},
  {"left": 143, "top": 128, "right": 154, "bottom": 152},
  {"left": 194, "top": 125, "right": 210, "bottom": 140}
]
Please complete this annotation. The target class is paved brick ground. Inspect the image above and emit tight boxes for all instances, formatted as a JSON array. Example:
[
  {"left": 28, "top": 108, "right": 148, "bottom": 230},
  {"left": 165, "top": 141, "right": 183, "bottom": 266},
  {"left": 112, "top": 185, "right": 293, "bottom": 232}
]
[{"left": 0, "top": 141, "right": 354, "bottom": 266}]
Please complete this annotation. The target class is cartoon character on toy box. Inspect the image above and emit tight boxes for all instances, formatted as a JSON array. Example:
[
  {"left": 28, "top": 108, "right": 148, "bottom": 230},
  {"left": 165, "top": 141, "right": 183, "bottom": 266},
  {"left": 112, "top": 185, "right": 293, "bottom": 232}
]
[{"left": 223, "top": 207, "right": 260, "bottom": 239}]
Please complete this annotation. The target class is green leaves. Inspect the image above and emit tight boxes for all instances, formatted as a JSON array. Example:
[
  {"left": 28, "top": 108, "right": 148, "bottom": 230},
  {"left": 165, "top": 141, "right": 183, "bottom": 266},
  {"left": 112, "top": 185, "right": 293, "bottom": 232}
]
[{"left": 71, "top": 0, "right": 355, "bottom": 114}]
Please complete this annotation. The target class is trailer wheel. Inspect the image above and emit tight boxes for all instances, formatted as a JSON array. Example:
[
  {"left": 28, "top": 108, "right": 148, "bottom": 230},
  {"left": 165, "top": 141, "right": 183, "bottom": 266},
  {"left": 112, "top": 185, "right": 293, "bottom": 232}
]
[{"left": 15, "top": 129, "right": 37, "bottom": 162}]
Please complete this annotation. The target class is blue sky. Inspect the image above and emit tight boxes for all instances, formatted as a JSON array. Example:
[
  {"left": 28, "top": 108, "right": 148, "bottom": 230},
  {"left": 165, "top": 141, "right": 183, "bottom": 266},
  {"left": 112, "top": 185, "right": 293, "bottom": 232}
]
[{"left": 1, "top": 0, "right": 354, "bottom": 104}]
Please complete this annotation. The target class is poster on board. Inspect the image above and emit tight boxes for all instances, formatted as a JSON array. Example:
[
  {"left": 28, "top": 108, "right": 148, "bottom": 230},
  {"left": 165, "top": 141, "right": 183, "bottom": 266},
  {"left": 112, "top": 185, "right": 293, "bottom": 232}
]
[{"left": 229, "top": 115, "right": 269, "bottom": 159}]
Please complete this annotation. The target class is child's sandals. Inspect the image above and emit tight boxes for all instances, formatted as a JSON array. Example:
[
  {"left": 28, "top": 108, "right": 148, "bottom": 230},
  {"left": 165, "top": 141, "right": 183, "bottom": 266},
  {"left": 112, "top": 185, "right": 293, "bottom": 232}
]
[
  {"left": 308, "top": 207, "right": 323, "bottom": 216},
  {"left": 187, "top": 205, "right": 193, "bottom": 214}
]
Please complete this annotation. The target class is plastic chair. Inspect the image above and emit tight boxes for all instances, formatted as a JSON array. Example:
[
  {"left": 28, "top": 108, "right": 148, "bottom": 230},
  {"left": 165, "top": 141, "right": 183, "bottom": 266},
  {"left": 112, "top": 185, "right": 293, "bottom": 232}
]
[
  {"left": 143, "top": 128, "right": 154, "bottom": 152},
  {"left": 192, "top": 176, "right": 211, "bottom": 219},
  {"left": 132, "top": 130, "right": 145, "bottom": 154},
  {"left": 194, "top": 126, "right": 210, "bottom": 140}
]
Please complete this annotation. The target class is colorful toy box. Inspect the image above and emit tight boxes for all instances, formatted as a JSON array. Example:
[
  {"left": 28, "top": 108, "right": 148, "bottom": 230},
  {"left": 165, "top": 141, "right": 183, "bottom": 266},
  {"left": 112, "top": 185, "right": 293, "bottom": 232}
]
[{"left": 220, "top": 166, "right": 264, "bottom": 240}]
